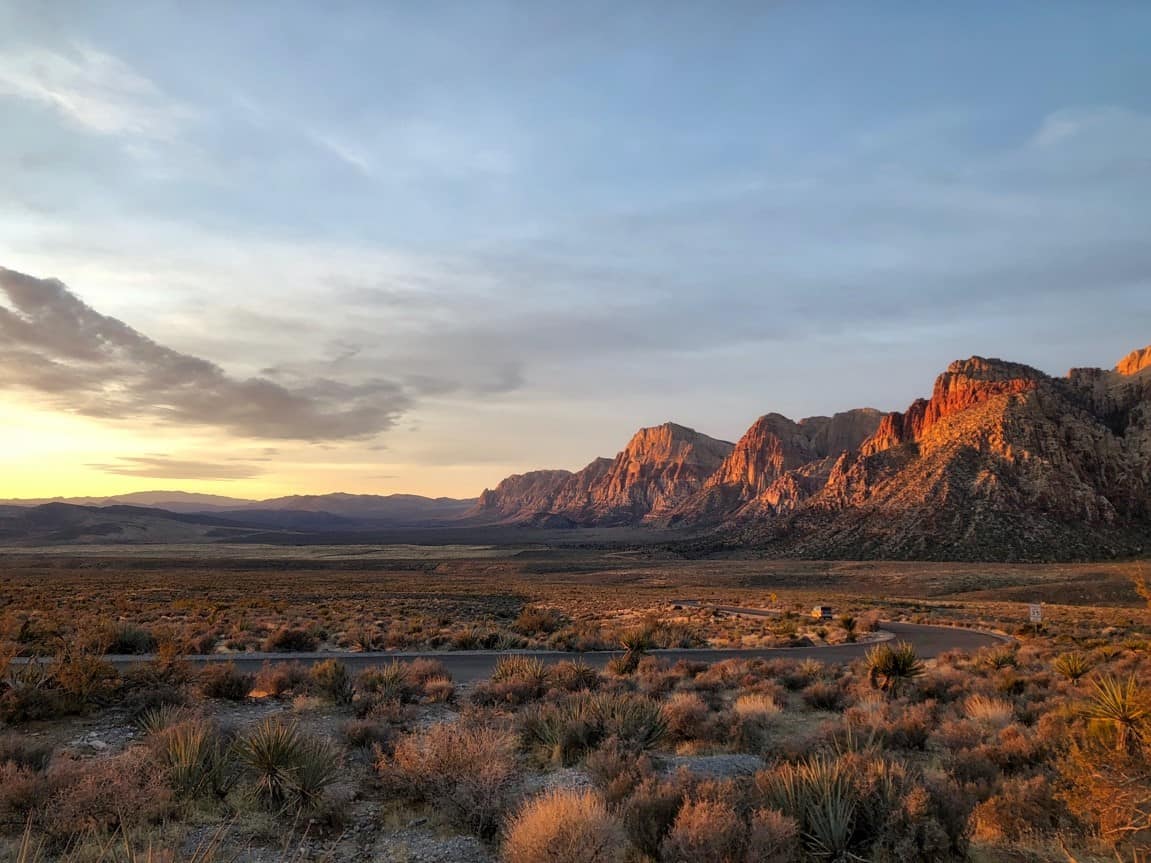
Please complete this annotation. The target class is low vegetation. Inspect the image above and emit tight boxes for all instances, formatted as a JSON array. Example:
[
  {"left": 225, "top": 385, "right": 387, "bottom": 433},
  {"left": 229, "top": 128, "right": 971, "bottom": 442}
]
[{"left": 1, "top": 550, "right": 1149, "bottom": 860}]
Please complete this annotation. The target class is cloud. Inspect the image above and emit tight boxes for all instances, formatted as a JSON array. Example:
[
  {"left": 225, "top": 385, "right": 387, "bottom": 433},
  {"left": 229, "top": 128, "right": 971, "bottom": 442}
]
[
  {"left": 0, "top": 266, "right": 412, "bottom": 440},
  {"left": 89, "top": 456, "right": 265, "bottom": 480},
  {"left": 0, "top": 43, "right": 191, "bottom": 138}
]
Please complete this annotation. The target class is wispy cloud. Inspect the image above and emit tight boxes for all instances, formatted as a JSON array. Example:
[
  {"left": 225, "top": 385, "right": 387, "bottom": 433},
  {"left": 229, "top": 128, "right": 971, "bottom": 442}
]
[
  {"left": 0, "top": 266, "right": 412, "bottom": 440},
  {"left": 89, "top": 456, "right": 265, "bottom": 480},
  {"left": 0, "top": 43, "right": 192, "bottom": 138}
]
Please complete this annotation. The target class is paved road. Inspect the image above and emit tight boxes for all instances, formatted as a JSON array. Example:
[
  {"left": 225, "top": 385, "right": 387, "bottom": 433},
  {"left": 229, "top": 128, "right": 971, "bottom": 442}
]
[{"left": 91, "top": 616, "right": 1005, "bottom": 685}]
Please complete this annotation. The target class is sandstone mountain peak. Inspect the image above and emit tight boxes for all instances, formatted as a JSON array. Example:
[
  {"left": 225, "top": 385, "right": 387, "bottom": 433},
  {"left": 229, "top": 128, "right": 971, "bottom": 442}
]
[
  {"left": 1116, "top": 344, "right": 1151, "bottom": 376},
  {"left": 471, "top": 346, "right": 1151, "bottom": 560}
]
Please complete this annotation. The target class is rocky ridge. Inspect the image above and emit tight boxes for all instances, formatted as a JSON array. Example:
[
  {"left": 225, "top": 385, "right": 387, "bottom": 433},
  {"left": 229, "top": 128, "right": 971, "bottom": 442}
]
[{"left": 471, "top": 345, "right": 1151, "bottom": 560}]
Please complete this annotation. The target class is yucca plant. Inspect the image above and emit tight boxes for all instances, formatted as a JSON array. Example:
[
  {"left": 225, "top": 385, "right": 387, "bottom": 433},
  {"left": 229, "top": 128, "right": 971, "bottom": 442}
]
[
  {"left": 1053, "top": 651, "right": 1093, "bottom": 683},
  {"left": 983, "top": 648, "right": 1018, "bottom": 670},
  {"left": 136, "top": 703, "right": 192, "bottom": 736},
  {"left": 865, "top": 642, "right": 924, "bottom": 698},
  {"left": 1082, "top": 674, "right": 1149, "bottom": 753},
  {"left": 357, "top": 661, "right": 414, "bottom": 704},
  {"left": 759, "top": 755, "right": 862, "bottom": 860},
  {"left": 598, "top": 693, "right": 668, "bottom": 750},
  {"left": 160, "top": 719, "right": 239, "bottom": 799},
  {"left": 551, "top": 658, "right": 600, "bottom": 692},
  {"left": 289, "top": 737, "right": 342, "bottom": 809},
  {"left": 236, "top": 718, "right": 305, "bottom": 806},
  {"left": 492, "top": 655, "right": 550, "bottom": 686}
]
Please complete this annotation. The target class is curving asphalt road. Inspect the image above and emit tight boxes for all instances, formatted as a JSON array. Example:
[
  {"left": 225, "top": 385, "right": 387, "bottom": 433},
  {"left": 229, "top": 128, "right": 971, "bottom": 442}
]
[{"left": 90, "top": 612, "right": 1006, "bottom": 685}]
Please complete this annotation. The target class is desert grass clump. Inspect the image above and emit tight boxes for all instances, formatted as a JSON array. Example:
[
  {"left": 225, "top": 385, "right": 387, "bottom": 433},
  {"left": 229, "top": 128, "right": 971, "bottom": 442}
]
[
  {"left": 520, "top": 692, "right": 667, "bottom": 766},
  {"left": 512, "top": 605, "right": 567, "bottom": 637},
  {"left": 473, "top": 655, "right": 551, "bottom": 706},
  {"left": 198, "top": 662, "right": 252, "bottom": 701},
  {"left": 502, "top": 789, "right": 628, "bottom": 863},
  {"left": 356, "top": 661, "right": 417, "bottom": 707},
  {"left": 963, "top": 694, "right": 1015, "bottom": 728},
  {"left": 377, "top": 716, "right": 519, "bottom": 839},
  {"left": 866, "top": 642, "right": 924, "bottom": 698}
]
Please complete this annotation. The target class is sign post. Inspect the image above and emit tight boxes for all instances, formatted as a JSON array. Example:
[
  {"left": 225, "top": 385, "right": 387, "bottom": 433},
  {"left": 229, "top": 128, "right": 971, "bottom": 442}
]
[{"left": 1028, "top": 603, "right": 1042, "bottom": 624}]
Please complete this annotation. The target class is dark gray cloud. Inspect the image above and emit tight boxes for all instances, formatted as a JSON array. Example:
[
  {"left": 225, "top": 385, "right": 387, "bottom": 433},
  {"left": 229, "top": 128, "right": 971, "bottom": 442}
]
[
  {"left": 0, "top": 266, "right": 411, "bottom": 440},
  {"left": 88, "top": 456, "right": 265, "bottom": 480}
]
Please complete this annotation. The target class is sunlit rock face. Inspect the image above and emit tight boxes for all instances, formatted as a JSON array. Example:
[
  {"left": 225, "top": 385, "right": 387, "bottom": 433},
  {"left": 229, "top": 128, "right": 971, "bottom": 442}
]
[
  {"left": 469, "top": 424, "right": 732, "bottom": 525},
  {"left": 473, "top": 345, "right": 1151, "bottom": 561}
]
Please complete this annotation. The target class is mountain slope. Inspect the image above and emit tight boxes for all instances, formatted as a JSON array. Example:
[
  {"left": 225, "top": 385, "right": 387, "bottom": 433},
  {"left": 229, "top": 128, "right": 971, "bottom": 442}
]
[
  {"left": 735, "top": 351, "right": 1151, "bottom": 560},
  {"left": 470, "top": 423, "right": 733, "bottom": 525}
]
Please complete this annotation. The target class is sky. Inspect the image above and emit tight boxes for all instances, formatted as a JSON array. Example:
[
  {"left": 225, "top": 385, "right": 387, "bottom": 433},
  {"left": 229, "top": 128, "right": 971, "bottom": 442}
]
[{"left": 1, "top": 1, "right": 1150, "bottom": 501}]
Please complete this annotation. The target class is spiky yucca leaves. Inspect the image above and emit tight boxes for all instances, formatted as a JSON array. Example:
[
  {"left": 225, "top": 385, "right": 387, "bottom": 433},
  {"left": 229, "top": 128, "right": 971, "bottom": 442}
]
[
  {"left": 983, "top": 648, "right": 1018, "bottom": 670},
  {"left": 520, "top": 692, "right": 667, "bottom": 765},
  {"left": 156, "top": 719, "right": 238, "bottom": 799},
  {"left": 136, "top": 703, "right": 192, "bottom": 736},
  {"left": 1054, "top": 652, "right": 1093, "bottom": 683},
  {"left": 235, "top": 718, "right": 340, "bottom": 810},
  {"left": 758, "top": 756, "right": 861, "bottom": 860},
  {"left": 237, "top": 719, "right": 304, "bottom": 806},
  {"left": 551, "top": 658, "right": 600, "bottom": 692},
  {"left": 492, "top": 655, "right": 550, "bottom": 687},
  {"left": 357, "top": 661, "right": 415, "bottom": 704},
  {"left": 1082, "top": 675, "right": 1149, "bottom": 753},
  {"left": 290, "top": 737, "right": 342, "bottom": 808},
  {"left": 865, "top": 642, "right": 924, "bottom": 698}
]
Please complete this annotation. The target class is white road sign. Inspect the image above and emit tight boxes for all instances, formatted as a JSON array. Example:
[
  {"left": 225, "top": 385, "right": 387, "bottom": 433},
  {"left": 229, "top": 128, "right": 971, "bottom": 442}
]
[{"left": 1028, "top": 603, "right": 1043, "bottom": 623}]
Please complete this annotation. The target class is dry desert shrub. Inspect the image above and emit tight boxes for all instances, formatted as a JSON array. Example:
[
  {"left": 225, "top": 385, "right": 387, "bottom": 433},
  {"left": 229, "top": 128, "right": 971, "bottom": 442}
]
[
  {"left": 377, "top": 716, "right": 519, "bottom": 839},
  {"left": 253, "top": 660, "right": 308, "bottom": 697},
  {"left": 262, "top": 627, "right": 319, "bottom": 652},
  {"left": 660, "top": 796, "right": 747, "bottom": 863},
  {"left": 502, "top": 789, "right": 628, "bottom": 863},
  {"left": 746, "top": 808, "right": 800, "bottom": 862},
  {"left": 197, "top": 662, "right": 252, "bottom": 701},
  {"left": 971, "top": 774, "right": 1062, "bottom": 844},
  {"left": 663, "top": 691, "right": 710, "bottom": 742},
  {"left": 307, "top": 658, "right": 353, "bottom": 704},
  {"left": 619, "top": 775, "right": 685, "bottom": 857},
  {"left": 585, "top": 737, "right": 656, "bottom": 805},
  {"left": 40, "top": 747, "right": 174, "bottom": 842}
]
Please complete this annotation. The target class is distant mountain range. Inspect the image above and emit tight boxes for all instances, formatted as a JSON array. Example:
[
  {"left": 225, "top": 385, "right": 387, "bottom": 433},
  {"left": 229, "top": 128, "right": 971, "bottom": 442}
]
[{"left": 5, "top": 345, "right": 1151, "bottom": 560}]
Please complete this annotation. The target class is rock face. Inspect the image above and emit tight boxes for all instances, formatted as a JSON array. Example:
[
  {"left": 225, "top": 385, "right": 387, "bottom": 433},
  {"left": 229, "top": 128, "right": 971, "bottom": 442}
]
[
  {"left": 470, "top": 423, "right": 733, "bottom": 526},
  {"left": 472, "top": 345, "right": 1151, "bottom": 561}
]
